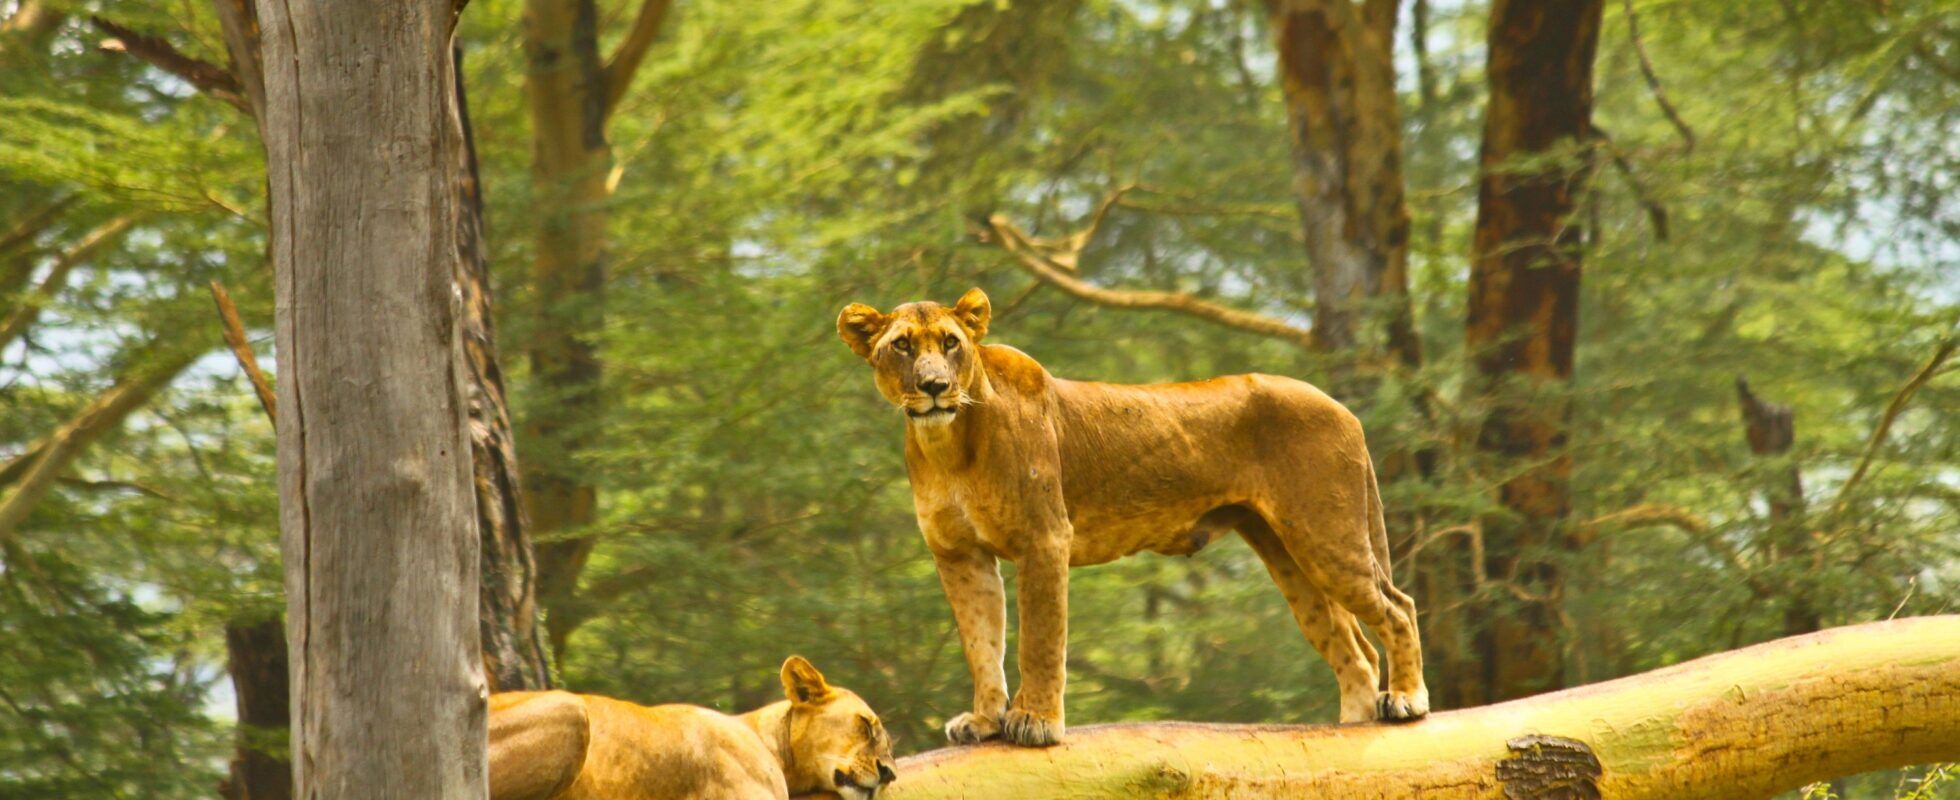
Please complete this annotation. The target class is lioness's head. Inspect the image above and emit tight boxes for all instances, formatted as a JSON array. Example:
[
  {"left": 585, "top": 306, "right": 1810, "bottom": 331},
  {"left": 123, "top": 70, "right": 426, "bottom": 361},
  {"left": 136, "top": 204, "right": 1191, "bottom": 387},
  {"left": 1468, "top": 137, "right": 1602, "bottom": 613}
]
[
  {"left": 778, "top": 656, "right": 896, "bottom": 800},
  {"left": 837, "top": 288, "right": 991, "bottom": 428}
]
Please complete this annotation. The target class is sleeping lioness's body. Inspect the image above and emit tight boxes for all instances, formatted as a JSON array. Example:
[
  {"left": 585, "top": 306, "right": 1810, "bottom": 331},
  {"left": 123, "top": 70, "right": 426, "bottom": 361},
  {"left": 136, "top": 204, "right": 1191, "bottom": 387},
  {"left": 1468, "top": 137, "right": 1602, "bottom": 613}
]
[
  {"left": 490, "top": 657, "right": 895, "bottom": 800},
  {"left": 838, "top": 289, "right": 1429, "bottom": 747}
]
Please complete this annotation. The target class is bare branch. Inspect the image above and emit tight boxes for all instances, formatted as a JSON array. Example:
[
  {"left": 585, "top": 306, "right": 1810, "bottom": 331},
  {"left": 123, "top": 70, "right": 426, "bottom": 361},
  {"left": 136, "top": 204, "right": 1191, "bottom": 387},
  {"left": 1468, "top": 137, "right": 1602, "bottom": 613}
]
[
  {"left": 1621, "top": 0, "right": 1695, "bottom": 150},
  {"left": 1832, "top": 336, "right": 1958, "bottom": 514},
  {"left": 0, "top": 195, "right": 76, "bottom": 258},
  {"left": 600, "top": 0, "right": 674, "bottom": 116},
  {"left": 0, "top": 215, "right": 137, "bottom": 352},
  {"left": 88, "top": 17, "right": 251, "bottom": 114},
  {"left": 1584, "top": 503, "right": 1709, "bottom": 534},
  {"left": 0, "top": 345, "right": 199, "bottom": 542},
  {"left": 1582, "top": 504, "right": 1773, "bottom": 597},
  {"left": 208, "top": 282, "right": 276, "bottom": 422},
  {"left": 980, "top": 187, "right": 1317, "bottom": 350},
  {"left": 1593, "top": 127, "right": 1670, "bottom": 241}
]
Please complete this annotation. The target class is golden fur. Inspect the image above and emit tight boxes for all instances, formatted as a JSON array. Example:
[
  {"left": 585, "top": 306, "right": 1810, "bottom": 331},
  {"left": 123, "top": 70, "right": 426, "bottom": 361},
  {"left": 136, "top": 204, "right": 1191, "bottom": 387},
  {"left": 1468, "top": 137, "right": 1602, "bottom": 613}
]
[
  {"left": 838, "top": 289, "right": 1429, "bottom": 747},
  {"left": 489, "top": 657, "right": 895, "bottom": 800}
]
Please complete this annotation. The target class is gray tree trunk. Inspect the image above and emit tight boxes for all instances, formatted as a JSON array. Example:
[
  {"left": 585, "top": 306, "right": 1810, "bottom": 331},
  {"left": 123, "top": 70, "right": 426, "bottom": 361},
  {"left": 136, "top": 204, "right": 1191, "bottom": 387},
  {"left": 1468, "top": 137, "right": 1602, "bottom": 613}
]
[{"left": 254, "top": 1, "right": 488, "bottom": 796}]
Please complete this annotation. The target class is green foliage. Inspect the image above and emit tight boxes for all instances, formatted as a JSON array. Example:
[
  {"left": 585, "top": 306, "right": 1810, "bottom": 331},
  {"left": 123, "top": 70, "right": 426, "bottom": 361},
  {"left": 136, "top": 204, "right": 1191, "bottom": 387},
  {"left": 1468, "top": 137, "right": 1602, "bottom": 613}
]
[{"left": 0, "top": 0, "right": 1954, "bottom": 795}]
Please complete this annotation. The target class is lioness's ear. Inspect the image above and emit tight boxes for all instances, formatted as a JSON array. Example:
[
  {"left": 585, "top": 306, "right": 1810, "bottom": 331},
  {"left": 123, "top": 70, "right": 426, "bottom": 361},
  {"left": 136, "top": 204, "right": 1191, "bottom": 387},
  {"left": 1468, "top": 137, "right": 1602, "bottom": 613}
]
[
  {"left": 780, "top": 656, "right": 832, "bottom": 705},
  {"left": 837, "top": 303, "right": 888, "bottom": 360},
  {"left": 953, "top": 287, "right": 990, "bottom": 341}
]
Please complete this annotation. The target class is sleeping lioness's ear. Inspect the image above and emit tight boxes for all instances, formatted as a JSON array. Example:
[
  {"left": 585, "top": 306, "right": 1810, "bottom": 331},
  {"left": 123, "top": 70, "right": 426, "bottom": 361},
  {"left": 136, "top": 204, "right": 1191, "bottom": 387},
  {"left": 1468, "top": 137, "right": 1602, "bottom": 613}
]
[
  {"left": 837, "top": 303, "right": 889, "bottom": 360},
  {"left": 780, "top": 656, "right": 833, "bottom": 705},
  {"left": 953, "top": 287, "right": 990, "bottom": 342}
]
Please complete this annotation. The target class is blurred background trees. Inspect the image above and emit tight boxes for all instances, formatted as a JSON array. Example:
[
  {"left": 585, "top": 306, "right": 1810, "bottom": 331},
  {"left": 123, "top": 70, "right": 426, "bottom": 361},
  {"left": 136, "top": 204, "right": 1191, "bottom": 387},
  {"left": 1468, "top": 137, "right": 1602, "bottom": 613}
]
[{"left": 1, "top": 0, "right": 1954, "bottom": 796}]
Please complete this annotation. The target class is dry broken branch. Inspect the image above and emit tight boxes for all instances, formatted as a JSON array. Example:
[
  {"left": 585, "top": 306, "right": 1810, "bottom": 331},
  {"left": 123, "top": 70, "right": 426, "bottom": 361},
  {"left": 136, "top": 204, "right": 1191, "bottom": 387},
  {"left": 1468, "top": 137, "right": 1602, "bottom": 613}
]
[
  {"left": 885, "top": 616, "right": 1960, "bottom": 799},
  {"left": 980, "top": 188, "right": 1317, "bottom": 350},
  {"left": 209, "top": 281, "right": 275, "bottom": 422}
]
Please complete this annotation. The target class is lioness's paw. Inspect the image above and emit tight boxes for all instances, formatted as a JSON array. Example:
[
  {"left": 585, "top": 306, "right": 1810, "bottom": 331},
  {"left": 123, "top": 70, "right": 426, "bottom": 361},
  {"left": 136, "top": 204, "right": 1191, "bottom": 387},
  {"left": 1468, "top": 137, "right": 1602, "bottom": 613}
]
[
  {"left": 943, "top": 711, "right": 1002, "bottom": 744},
  {"left": 1376, "top": 689, "right": 1430, "bottom": 722},
  {"left": 1002, "top": 708, "right": 1063, "bottom": 747}
]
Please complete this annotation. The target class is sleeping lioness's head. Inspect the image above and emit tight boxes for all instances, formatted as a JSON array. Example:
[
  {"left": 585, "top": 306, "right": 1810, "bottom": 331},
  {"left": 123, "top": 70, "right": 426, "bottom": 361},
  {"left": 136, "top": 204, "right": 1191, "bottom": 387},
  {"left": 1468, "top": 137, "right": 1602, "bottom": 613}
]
[
  {"left": 837, "top": 288, "right": 991, "bottom": 428},
  {"left": 777, "top": 656, "right": 897, "bottom": 799}
]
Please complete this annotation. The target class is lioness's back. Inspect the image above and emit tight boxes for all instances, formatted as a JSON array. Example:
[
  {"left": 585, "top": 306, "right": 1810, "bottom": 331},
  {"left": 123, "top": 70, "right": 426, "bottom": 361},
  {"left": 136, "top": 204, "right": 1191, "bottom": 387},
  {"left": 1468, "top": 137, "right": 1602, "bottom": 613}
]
[{"left": 565, "top": 698, "right": 784, "bottom": 800}]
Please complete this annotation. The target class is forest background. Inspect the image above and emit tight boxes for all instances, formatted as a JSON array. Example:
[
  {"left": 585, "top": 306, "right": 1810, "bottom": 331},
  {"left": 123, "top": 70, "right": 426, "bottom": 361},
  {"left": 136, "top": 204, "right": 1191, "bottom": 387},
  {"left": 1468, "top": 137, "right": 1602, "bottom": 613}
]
[{"left": 1, "top": 0, "right": 1956, "bottom": 796}]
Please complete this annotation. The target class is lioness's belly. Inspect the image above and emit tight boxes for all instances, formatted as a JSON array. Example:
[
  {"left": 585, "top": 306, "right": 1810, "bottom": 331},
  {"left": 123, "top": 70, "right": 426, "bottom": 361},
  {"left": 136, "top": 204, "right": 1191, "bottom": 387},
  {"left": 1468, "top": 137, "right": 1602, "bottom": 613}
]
[
  {"left": 1066, "top": 502, "right": 1251, "bottom": 566},
  {"left": 1050, "top": 375, "right": 1319, "bottom": 565},
  {"left": 1050, "top": 372, "right": 1356, "bottom": 564}
]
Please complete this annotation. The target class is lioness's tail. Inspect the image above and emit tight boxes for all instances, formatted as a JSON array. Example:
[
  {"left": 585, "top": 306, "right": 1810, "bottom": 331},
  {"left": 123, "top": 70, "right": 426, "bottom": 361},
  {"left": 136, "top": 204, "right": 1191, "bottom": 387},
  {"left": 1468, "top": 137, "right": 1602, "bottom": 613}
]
[{"left": 1365, "top": 459, "right": 1392, "bottom": 578}]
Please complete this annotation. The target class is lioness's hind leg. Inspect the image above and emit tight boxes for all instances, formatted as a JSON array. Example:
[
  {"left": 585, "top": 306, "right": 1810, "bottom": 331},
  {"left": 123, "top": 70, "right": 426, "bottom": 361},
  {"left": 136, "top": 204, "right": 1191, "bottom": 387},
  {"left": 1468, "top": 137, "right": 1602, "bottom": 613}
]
[
  {"left": 1262, "top": 493, "right": 1429, "bottom": 722},
  {"left": 1312, "top": 562, "right": 1427, "bottom": 722},
  {"left": 1240, "top": 521, "right": 1380, "bottom": 723}
]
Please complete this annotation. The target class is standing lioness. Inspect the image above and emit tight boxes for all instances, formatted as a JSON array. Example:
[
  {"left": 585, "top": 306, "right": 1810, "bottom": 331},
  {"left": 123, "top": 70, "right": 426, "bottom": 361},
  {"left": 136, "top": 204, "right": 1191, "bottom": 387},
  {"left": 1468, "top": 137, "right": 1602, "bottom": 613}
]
[{"left": 838, "top": 288, "right": 1428, "bottom": 747}]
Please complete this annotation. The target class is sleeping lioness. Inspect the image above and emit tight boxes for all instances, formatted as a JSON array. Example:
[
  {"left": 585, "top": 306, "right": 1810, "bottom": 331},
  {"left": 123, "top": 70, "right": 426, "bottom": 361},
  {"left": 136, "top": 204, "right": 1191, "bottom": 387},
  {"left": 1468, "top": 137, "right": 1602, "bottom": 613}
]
[
  {"left": 837, "top": 288, "right": 1429, "bottom": 747},
  {"left": 489, "top": 657, "right": 896, "bottom": 800}
]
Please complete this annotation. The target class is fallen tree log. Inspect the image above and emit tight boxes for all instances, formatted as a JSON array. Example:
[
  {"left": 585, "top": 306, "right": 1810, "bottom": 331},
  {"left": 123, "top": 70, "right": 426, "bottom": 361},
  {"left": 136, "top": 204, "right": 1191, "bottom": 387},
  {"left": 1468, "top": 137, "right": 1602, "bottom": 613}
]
[{"left": 885, "top": 616, "right": 1960, "bottom": 799}]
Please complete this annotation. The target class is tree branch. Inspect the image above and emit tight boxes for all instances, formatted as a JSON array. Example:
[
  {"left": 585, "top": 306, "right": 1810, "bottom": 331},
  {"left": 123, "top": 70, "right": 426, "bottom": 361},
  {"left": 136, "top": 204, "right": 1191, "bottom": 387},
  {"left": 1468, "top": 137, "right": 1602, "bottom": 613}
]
[
  {"left": 885, "top": 617, "right": 1960, "bottom": 799},
  {"left": 1581, "top": 503, "right": 1772, "bottom": 597},
  {"left": 0, "top": 215, "right": 137, "bottom": 352},
  {"left": 0, "top": 344, "right": 199, "bottom": 542},
  {"left": 1831, "top": 336, "right": 1957, "bottom": 514},
  {"left": 1621, "top": 0, "right": 1695, "bottom": 150},
  {"left": 88, "top": 17, "right": 251, "bottom": 114},
  {"left": 209, "top": 281, "right": 275, "bottom": 422},
  {"left": 0, "top": 195, "right": 76, "bottom": 259},
  {"left": 979, "top": 187, "right": 1317, "bottom": 350},
  {"left": 600, "top": 0, "right": 673, "bottom": 116}
]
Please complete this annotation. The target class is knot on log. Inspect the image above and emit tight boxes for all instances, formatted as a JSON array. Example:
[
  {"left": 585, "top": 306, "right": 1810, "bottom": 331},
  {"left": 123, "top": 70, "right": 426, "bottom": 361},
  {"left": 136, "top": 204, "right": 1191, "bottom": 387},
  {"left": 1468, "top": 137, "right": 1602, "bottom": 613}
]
[{"left": 1498, "top": 734, "right": 1601, "bottom": 800}]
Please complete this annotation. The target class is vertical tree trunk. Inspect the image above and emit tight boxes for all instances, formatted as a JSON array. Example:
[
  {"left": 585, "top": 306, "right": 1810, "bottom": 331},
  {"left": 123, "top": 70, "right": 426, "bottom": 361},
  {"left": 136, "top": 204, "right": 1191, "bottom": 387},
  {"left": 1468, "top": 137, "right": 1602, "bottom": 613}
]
[
  {"left": 254, "top": 0, "right": 487, "bottom": 795},
  {"left": 1735, "top": 378, "right": 1819, "bottom": 635},
  {"left": 523, "top": 0, "right": 610, "bottom": 657},
  {"left": 219, "top": 616, "right": 291, "bottom": 800},
  {"left": 1265, "top": 0, "right": 1417, "bottom": 368},
  {"left": 1463, "top": 0, "right": 1604, "bottom": 704},
  {"left": 456, "top": 43, "right": 554, "bottom": 691}
]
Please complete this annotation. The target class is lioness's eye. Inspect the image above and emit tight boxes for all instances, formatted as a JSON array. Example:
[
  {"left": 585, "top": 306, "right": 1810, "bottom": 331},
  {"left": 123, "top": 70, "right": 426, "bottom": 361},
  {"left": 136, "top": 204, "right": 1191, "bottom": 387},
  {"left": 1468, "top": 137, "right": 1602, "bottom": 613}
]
[
  {"left": 893, "top": 338, "right": 911, "bottom": 353},
  {"left": 944, "top": 335, "right": 959, "bottom": 350}
]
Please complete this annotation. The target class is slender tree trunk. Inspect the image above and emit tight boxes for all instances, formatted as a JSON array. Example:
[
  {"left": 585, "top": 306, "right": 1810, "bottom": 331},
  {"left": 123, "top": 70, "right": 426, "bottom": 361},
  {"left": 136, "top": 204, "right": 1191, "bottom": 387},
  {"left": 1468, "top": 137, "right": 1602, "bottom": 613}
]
[
  {"left": 522, "top": 0, "right": 610, "bottom": 657},
  {"left": 218, "top": 615, "right": 291, "bottom": 800},
  {"left": 1265, "top": 0, "right": 1416, "bottom": 367},
  {"left": 456, "top": 43, "right": 553, "bottom": 691},
  {"left": 254, "top": 0, "right": 487, "bottom": 795},
  {"left": 882, "top": 617, "right": 1960, "bottom": 799},
  {"left": 1736, "top": 378, "right": 1819, "bottom": 635},
  {"left": 1461, "top": 0, "right": 1604, "bottom": 705}
]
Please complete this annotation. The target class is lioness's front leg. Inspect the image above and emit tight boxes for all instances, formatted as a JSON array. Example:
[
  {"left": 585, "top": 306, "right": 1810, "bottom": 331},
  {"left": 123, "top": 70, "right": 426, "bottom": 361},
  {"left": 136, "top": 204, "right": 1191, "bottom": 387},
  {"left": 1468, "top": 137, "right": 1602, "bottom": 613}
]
[
  {"left": 931, "top": 546, "right": 1009, "bottom": 744},
  {"left": 1005, "top": 531, "right": 1069, "bottom": 747}
]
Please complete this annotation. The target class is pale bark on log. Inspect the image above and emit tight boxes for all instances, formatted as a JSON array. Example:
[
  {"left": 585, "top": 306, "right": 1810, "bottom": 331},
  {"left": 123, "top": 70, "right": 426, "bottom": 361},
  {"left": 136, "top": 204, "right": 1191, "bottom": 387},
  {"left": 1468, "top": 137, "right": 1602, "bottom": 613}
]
[
  {"left": 254, "top": 0, "right": 487, "bottom": 795},
  {"left": 884, "top": 616, "right": 1960, "bottom": 799}
]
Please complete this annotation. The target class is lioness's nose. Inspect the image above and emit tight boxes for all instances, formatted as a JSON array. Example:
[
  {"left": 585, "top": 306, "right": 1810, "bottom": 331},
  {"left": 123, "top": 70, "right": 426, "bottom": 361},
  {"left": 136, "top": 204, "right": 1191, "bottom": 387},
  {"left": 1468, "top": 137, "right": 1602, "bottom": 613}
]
[
  {"left": 878, "top": 762, "right": 897, "bottom": 784},
  {"left": 919, "top": 378, "right": 949, "bottom": 397}
]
